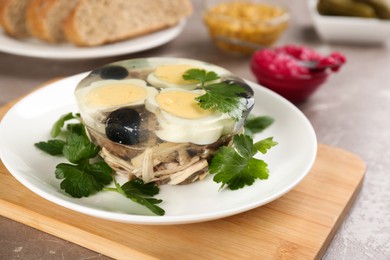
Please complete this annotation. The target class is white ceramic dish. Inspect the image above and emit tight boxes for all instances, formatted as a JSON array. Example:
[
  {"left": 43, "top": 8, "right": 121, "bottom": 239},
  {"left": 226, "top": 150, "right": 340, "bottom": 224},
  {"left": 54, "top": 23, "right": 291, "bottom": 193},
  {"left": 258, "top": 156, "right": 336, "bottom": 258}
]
[
  {"left": 0, "top": 73, "right": 317, "bottom": 225},
  {"left": 309, "top": 0, "right": 390, "bottom": 44},
  {"left": 0, "top": 20, "right": 186, "bottom": 59}
]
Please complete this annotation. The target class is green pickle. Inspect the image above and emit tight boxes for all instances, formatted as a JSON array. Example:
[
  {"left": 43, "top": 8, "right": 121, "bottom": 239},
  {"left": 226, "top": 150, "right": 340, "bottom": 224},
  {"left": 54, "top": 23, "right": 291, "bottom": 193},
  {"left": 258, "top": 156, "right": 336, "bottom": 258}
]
[
  {"left": 317, "top": 0, "right": 376, "bottom": 18},
  {"left": 355, "top": 0, "right": 390, "bottom": 19},
  {"left": 317, "top": 0, "right": 390, "bottom": 19}
]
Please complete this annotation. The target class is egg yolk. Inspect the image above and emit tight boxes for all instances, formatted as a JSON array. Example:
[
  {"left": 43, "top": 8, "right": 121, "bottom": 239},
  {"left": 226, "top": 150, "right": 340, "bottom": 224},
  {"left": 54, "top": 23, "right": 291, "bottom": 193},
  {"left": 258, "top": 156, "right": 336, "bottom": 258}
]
[
  {"left": 156, "top": 91, "right": 213, "bottom": 119},
  {"left": 86, "top": 84, "right": 147, "bottom": 107},
  {"left": 154, "top": 64, "right": 199, "bottom": 85}
]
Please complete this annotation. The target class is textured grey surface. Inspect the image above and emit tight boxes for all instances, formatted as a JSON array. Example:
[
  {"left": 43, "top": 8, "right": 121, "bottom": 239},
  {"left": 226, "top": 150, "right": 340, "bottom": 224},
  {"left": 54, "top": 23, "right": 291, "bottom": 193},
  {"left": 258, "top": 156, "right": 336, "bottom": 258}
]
[{"left": 1, "top": 0, "right": 389, "bottom": 259}]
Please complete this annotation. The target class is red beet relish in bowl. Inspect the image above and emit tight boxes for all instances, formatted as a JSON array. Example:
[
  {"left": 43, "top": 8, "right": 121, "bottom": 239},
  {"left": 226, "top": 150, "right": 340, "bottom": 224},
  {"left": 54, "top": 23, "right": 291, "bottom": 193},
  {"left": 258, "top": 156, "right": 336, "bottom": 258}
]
[{"left": 250, "top": 45, "right": 346, "bottom": 103}]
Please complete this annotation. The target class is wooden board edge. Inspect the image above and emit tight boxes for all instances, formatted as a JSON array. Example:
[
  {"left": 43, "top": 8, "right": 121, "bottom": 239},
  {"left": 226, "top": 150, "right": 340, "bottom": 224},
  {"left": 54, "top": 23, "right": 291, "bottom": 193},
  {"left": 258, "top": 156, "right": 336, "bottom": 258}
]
[
  {"left": 315, "top": 144, "right": 366, "bottom": 259},
  {"left": 0, "top": 199, "right": 157, "bottom": 260}
]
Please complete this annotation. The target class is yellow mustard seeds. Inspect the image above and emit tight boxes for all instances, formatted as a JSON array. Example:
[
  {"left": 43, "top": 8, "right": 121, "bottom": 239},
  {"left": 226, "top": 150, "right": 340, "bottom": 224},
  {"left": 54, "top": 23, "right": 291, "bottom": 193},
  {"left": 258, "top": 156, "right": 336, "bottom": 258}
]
[{"left": 203, "top": 1, "right": 289, "bottom": 54}]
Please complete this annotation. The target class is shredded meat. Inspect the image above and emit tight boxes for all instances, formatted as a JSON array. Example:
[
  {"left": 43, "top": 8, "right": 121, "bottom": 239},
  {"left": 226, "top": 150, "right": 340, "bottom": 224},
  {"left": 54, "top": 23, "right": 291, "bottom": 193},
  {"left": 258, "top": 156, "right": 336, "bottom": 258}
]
[{"left": 91, "top": 128, "right": 232, "bottom": 185}]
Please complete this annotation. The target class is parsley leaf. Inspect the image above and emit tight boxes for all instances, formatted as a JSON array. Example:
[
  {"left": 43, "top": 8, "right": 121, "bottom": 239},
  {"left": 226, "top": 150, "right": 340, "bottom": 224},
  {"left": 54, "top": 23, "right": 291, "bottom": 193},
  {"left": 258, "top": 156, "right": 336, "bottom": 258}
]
[
  {"left": 66, "top": 123, "right": 87, "bottom": 136},
  {"left": 35, "top": 139, "right": 66, "bottom": 155},
  {"left": 182, "top": 69, "right": 220, "bottom": 86},
  {"left": 244, "top": 115, "right": 274, "bottom": 136},
  {"left": 114, "top": 178, "right": 165, "bottom": 216},
  {"left": 51, "top": 112, "right": 79, "bottom": 138},
  {"left": 62, "top": 133, "right": 100, "bottom": 164},
  {"left": 121, "top": 178, "right": 160, "bottom": 196},
  {"left": 209, "top": 134, "right": 277, "bottom": 190},
  {"left": 196, "top": 82, "right": 247, "bottom": 121},
  {"left": 254, "top": 137, "right": 278, "bottom": 154},
  {"left": 232, "top": 134, "right": 254, "bottom": 158},
  {"left": 55, "top": 161, "right": 113, "bottom": 198},
  {"left": 183, "top": 69, "right": 247, "bottom": 120}
]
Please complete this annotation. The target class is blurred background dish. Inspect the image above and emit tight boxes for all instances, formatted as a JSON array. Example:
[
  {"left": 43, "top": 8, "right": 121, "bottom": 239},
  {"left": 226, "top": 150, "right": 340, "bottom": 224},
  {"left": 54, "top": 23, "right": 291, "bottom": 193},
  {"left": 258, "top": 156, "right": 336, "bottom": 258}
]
[
  {"left": 309, "top": 0, "right": 390, "bottom": 44},
  {"left": 203, "top": 0, "right": 290, "bottom": 55},
  {"left": 0, "top": 0, "right": 192, "bottom": 59},
  {"left": 0, "top": 20, "right": 187, "bottom": 59},
  {"left": 250, "top": 44, "right": 346, "bottom": 103}
]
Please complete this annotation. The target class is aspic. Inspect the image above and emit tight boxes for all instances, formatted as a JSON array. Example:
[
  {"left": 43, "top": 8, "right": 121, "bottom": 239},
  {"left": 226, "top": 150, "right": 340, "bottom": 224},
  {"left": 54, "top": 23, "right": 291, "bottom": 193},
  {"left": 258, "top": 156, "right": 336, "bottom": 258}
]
[{"left": 74, "top": 57, "right": 255, "bottom": 185}]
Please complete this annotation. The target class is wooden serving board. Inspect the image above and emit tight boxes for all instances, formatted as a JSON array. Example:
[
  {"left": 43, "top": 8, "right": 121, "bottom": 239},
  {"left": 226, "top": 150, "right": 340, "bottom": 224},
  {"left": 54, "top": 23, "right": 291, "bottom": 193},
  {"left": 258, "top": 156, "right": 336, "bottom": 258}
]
[{"left": 0, "top": 100, "right": 366, "bottom": 259}]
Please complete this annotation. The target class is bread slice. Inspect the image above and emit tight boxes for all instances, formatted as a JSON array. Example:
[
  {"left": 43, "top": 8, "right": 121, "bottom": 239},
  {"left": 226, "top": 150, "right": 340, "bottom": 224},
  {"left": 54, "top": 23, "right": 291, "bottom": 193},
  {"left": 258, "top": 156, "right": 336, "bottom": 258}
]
[
  {"left": 63, "top": 0, "right": 192, "bottom": 46},
  {"left": 0, "top": 0, "right": 31, "bottom": 38},
  {"left": 26, "top": 0, "right": 79, "bottom": 43}
]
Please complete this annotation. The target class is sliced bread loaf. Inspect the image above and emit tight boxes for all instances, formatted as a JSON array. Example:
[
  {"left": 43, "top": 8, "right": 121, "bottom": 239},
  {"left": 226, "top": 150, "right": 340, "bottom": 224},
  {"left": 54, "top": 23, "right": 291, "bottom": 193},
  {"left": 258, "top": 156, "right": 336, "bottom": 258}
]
[
  {"left": 63, "top": 0, "right": 192, "bottom": 46},
  {"left": 27, "top": 0, "right": 80, "bottom": 43},
  {"left": 0, "top": 0, "right": 31, "bottom": 38}
]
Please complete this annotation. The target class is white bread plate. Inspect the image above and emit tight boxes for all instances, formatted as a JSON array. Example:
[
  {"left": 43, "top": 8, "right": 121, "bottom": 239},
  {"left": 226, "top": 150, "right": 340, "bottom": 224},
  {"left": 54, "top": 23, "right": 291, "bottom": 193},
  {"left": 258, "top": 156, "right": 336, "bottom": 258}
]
[{"left": 0, "top": 20, "right": 186, "bottom": 59}]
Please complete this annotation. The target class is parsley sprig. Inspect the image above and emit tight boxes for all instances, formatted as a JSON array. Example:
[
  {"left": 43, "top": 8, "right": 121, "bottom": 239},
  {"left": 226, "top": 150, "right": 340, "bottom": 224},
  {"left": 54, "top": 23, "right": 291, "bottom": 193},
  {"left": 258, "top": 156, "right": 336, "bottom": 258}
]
[
  {"left": 183, "top": 69, "right": 278, "bottom": 190},
  {"left": 35, "top": 112, "right": 165, "bottom": 216},
  {"left": 209, "top": 135, "right": 278, "bottom": 190},
  {"left": 182, "top": 69, "right": 220, "bottom": 87},
  {"left": 183, "top": 69, "right": 247, "bottom": 121},
  {"left": 104, "top": 178, "right": 164, "bottom": 216}
]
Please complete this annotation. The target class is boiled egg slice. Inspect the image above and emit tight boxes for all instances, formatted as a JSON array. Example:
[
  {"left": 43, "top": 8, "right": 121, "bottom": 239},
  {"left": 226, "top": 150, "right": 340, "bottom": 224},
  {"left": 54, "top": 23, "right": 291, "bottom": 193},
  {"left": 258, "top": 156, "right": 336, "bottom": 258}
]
[
  {"left": 145, "top": 88, "right": 235, "bottom": 145},
  {"left": 79, "top": 79, "right": 158, "bottom": 110},
  {"left": 146, "top": 62, "right": 228, "bottom": 90},
  {"left": 75, "top": 79, "right": 158, "bottom": 134}
]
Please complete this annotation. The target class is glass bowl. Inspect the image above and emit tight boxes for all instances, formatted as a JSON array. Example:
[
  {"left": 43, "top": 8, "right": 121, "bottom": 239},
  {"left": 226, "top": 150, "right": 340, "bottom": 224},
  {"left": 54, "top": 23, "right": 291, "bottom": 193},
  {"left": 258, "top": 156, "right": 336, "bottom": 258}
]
[
  {"left": 74, "top": 57, "right": 255, "bottom": 185},
  {"left": 251, "top": 67, "right": 329, "bottom": 103},
  {"left": 250, "top": 45, "right": 346, "bottom": 103},
  {"left": 203, "top": 0, "right": 290, "bottom": 55}
]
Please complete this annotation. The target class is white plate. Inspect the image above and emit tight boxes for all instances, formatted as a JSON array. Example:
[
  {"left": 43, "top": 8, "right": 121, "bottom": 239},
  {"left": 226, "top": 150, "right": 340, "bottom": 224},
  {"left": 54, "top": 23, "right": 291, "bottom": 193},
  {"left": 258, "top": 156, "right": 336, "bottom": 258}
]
[
  {"left": 0, "top": 73, "right": 317, "bottom": 225},
  {"left": 0, "top": 20, "right": 186, "bottom": 59}
]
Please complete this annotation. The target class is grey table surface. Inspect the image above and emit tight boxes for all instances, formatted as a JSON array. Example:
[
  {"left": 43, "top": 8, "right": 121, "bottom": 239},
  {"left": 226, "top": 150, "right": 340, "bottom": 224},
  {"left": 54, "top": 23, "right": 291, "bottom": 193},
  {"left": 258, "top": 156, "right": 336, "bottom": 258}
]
[{"left": 1, "top": 0, "right": 389, "bottom": 259}]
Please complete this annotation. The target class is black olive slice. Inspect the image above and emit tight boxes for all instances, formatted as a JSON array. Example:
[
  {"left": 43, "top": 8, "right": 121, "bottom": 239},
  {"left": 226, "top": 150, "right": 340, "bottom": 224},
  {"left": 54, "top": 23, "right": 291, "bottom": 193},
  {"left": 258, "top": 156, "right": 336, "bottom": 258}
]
[
  {"left": 105, "top": 108, "right": 141, "bottom": 145},
  {"left": 93, "top": 65, "right": 129, "bottom": 79}
]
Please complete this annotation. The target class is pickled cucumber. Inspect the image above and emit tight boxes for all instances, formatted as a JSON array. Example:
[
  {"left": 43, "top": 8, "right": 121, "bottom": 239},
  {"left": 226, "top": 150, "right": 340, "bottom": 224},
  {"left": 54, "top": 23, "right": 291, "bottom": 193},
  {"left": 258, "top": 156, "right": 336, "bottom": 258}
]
[
  {"left": 355, "top": 0, "right": 390, "bottom": 19},
  {"left": 317, "top": 0, "right": 376, "bottom": 18}
]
